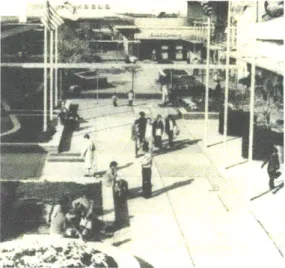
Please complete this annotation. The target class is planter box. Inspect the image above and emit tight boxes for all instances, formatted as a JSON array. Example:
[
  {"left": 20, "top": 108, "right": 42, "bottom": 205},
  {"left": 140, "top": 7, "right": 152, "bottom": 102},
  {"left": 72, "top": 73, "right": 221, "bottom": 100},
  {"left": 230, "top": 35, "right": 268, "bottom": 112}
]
[
  {"left": 242, "top": 127, "right": 284, "bottom": 160},
  {"left": 219, "top": 110, "right": 250, "bottom": 137}
]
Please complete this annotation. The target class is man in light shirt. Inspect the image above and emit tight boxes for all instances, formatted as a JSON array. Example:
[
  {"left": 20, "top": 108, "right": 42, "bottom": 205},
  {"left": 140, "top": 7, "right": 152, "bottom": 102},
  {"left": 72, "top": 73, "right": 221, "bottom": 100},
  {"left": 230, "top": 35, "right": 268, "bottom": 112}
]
[
  {"left": 140, "top": 144, "right": 153, "bottom": 198},
  {"left": 128, "top": 90, "right": 134, "bottom": 106},
  {"left": 145, "top": 117, "right": 154, "bottom": 152},
  {"left": 165, "top": 115, "right": 177, "bottom": 148}
]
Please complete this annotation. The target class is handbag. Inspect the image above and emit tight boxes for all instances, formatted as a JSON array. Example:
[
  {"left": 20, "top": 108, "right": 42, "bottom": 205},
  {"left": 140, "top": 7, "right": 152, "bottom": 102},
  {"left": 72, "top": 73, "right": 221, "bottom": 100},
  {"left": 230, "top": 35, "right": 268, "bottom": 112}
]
[{"left": 174, "top": 125, "right": 180, "bottom": 136}]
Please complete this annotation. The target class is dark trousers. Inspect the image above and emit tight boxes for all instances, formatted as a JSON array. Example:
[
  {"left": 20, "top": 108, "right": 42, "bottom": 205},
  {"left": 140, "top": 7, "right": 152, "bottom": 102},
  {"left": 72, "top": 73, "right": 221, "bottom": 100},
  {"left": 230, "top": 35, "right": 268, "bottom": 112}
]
[
  {"left": 168, "top": 131, "right": 174, "bottom": 147},
  {"left": 142, "top": 168, "right": 152, "bottom": 198},
  {"left": 129, "top": 100, "right": 133, "bottom": 106},
  {"left": 135, "top": 134, "right": 145, "bottom": 157},
  {"left": 113, "top": 101, "right": 117, "bottom": 107},
  {"left": 268, "top": 170, "right": 280, "bottom": 190},
  {"left": 154, "top": 136, "right": 162, "bottom": 149}
]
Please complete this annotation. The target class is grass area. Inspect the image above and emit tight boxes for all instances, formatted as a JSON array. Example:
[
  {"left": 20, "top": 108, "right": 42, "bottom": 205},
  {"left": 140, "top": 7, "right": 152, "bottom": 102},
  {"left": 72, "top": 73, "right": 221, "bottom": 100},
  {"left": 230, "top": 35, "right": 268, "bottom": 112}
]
[
  {"left": 0, "top": 115, "right": 13, "bottom": 134},
  {"left": 1, "top": 116, "right": 56, "bottom": 143}
]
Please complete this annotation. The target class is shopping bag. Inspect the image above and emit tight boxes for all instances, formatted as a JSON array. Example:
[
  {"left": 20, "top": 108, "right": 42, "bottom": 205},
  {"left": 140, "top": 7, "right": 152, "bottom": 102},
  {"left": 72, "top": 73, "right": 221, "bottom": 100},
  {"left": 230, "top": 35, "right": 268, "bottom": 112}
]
[{"left": 174, "top": 125, "right": 180, "bottom": 136}]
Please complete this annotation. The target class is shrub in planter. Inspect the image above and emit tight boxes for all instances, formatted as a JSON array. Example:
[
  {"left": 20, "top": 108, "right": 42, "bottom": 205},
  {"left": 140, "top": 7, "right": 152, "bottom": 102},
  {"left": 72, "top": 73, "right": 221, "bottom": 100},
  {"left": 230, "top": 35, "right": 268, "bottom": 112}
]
[
  {"left": 242, "top": 126, "right": 284, "bottom": 160},
  {"left": 219, "top": 109, "right": 250, "bottom": 136}
]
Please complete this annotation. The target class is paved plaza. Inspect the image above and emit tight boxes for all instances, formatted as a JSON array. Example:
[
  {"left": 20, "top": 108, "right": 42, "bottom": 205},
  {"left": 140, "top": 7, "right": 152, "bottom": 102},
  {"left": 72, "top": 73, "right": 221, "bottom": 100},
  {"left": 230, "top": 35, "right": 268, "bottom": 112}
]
[{"left": 25, "top": 98, "right": 284, "bottom": 268}]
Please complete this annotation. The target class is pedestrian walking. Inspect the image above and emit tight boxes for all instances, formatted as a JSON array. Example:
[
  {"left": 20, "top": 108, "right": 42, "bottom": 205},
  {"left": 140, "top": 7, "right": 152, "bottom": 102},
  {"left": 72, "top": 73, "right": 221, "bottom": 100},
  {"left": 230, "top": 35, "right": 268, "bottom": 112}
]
[
  {"left": 261, "top": 146, "right": 281, "bottom": 190},
  {"left": 161, "top": 85, "right": 168, "bottom": 106},
  {"left": 215, "top": 81, "right": 222, "bottom": 100},
  {"left": 128, "top": 90, "right": 134, "bottom": 106},
  {"left": 81, "top": 134, "right": 96, "bottom": 177},
  {"left": 140, "top": 144, "right": 153, "bottom": 198},
  {"left": 112, "top": 94, "right": 118, "bottom": 107},
  {"left": 145, "top": 117, "right": 154, "bottom": 152},
  {"left": 193, "top": 57, "right": 200, "bottom": 76},
  {"left": 101, "top": 161, "right": 118, "bottom": 228},
  {"left": 153, "top": 114, "right": 164, "bottom": 150},
  {"left": 134, "top": 111, "right": 147, "bottom": 157},
  {"left": 165, "top": 115, "right": 177, "bottom": 148}
]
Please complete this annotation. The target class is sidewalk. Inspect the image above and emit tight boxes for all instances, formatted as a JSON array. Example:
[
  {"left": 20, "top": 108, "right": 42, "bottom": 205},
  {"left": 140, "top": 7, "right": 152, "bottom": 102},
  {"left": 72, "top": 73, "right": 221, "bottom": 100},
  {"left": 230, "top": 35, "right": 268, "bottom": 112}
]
[
  {"left": 38, "top": 98, "right": 284, "bottom": 268},
  {"left": 181, "top": 118, "right": 284, "bottom": 257}
]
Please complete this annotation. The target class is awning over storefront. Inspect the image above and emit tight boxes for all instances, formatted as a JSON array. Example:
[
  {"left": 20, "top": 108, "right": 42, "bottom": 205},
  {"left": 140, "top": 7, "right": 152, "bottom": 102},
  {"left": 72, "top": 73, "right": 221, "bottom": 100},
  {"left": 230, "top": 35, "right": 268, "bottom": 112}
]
[
  {"left": 254, "top": 17, "right": 285, "bottom": 40},
  {"left": 134, "top": 28, "right": 202, "bottom": 41},
  {"left": 230, "top": 50, "right": 283, "bottom": 75}
]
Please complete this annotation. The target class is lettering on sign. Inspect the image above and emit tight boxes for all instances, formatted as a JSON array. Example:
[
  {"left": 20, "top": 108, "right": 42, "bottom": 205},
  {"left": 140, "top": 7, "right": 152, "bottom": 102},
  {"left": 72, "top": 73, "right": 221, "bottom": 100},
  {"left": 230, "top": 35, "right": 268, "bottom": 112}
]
[
  {"left": 75, "top": 4, "right": 111, "bottom": 10},
  {"left": 150, "top": 33, "right": 182, "bottom": 38}
]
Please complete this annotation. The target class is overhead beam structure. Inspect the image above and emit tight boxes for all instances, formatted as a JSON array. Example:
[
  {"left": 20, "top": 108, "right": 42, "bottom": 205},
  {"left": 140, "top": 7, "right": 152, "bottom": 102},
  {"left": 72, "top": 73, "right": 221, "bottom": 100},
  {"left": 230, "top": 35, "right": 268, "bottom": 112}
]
[{"left": 0, "top": 63, "right": 242, "bottom": 70}]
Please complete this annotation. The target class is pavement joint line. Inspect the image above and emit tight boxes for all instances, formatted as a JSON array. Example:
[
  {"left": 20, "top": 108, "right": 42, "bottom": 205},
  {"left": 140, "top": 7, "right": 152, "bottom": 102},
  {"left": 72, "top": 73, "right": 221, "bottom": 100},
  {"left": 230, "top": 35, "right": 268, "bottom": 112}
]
[
  {"left": 206, "top": 176, "right": 220, "bottom": 192},
  {"left": 153, "top": 158, "right": 196, "bottom": 268},
  {"left": 217, "top": 194, "right": 229, "bottom": 212},
  {"left": 250, "top": 210, "right": 284, "bottom": 257},
  {"left": 131, "top": 101, "right": 196, "bottom": 266}
]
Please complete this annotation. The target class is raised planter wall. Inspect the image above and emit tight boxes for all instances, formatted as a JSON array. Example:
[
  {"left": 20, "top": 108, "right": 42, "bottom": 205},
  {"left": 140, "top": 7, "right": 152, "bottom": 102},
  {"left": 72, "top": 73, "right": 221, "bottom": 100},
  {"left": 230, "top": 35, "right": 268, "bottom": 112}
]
[
  {"left": 242, "top": 127, "right": 284, "bottom": 160},
  {"left": 219, "top": 110, "right": 250, "bottom": 137}
]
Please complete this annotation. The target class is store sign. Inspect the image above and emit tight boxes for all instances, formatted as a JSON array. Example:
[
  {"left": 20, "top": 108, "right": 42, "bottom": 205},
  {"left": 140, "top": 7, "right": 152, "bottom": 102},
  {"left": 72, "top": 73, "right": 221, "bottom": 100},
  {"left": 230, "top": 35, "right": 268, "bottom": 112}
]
[
  {"left": 150, "top": 33, "right": 182, "bottom": 38},
  {"left": 73, "top": 4, "right": 111, "bottom": 10}
]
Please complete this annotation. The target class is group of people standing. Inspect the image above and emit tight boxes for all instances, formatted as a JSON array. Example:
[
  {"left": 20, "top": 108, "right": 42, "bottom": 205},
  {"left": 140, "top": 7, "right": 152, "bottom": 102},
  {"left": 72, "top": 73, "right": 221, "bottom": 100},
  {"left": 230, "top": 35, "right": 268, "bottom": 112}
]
[
  {"left": 133, "top": 111, "right": 179, "bottom": 154},
  {"left": 133, "top": 111, "right": 179, "bottom": 198},
  {"left": 54, "top": 109, "right": 180, "bottom": 240}
]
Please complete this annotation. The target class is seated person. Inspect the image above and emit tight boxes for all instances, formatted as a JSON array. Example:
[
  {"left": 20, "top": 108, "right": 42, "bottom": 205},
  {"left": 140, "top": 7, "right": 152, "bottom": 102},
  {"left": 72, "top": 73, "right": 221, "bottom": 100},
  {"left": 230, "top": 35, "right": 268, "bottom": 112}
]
[
  {"left": 67, "top": 191, "right": 95, "bottom": 239},
  {"left": 49, "top": 195, "right": 70, "bottom": 237}
]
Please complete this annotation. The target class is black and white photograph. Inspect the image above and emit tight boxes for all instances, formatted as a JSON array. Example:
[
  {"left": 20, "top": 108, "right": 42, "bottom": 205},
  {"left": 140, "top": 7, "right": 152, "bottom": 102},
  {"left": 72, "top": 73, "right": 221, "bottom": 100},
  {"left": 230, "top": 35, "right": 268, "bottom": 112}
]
[{"left": 0, "top": 0, "right": 284, "bottom": 267}]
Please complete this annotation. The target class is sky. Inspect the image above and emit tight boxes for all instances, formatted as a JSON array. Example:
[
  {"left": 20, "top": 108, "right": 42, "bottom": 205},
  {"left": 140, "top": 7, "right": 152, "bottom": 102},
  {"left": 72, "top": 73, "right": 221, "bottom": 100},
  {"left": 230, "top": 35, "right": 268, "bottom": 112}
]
[{"left": 0, "top": 0, "right": 188, "bottom": 16}]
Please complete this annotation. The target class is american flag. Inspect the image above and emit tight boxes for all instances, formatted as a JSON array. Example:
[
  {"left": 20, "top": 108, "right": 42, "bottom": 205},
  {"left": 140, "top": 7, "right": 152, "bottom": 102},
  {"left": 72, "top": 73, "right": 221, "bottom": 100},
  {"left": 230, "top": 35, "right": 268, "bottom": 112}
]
[
  {"left": 200, "top": 1, "right": 213, "bottom": 17},
  {"left": 41, "top": 0, "right": 64, "bottom": 31}
]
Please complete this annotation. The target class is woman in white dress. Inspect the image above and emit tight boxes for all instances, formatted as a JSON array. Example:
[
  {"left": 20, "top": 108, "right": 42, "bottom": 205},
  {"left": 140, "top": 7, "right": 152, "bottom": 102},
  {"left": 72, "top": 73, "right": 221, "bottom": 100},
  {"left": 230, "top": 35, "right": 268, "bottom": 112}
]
[
  {"left": 101, "top": 161, "right": 118, "bottom": 227},
  {"left": 81, "top": 134, "right": 96, "bottom": 177},
  {"left": 145, "top": 117, "right": 154, "bottom": 152}
]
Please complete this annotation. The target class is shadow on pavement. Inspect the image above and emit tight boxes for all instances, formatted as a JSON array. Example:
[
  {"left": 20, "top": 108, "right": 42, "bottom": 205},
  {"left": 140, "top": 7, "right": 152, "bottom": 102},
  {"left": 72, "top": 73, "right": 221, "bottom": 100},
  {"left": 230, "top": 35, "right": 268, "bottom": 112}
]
[
  {"left": 250, "top": 182, "right": 284, "bottom": 201},
  {"left": 152, "top": 179, "right": 194, "bottom": 197},
  {"left": 113, "top": 238, "right": 132, "bottom": 247},
  {"left": 154, "top": 139, "right": 201, "bottom": 156},
  {"left": 128, "top": 179, "right": 194, "bottom": 199},
  {"left": 135, "top": 256, "right": 154, "bottom": 268}
]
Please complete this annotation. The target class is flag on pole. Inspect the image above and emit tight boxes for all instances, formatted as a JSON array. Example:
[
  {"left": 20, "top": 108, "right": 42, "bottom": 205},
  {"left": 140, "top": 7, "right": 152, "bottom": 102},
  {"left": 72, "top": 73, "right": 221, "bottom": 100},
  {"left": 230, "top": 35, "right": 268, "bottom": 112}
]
[
  {"left": 201, "top": 1, "right": 213, "bottom": 17},
  {"left": 41, "top": 1, "right": 64, "bottom": 31}
]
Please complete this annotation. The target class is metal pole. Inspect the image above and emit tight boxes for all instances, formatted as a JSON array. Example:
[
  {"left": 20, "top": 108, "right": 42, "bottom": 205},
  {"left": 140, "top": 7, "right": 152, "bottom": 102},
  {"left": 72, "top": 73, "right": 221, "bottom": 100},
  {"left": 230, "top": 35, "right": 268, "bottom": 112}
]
[
  {"left": 249, "top": 58, "right": 256, "bottom": 161},
  {"left": 96, "top": 70, "right": 99, "bottom": 104},
  {"left": 203, "top": 16, "right": 211, "bottom": 150},
  {"left": 59, "top": 68, "right": 62, "bottom": 101},
  {"left": 55, "top": 28, "right": 58, "bottom": 107},
  {"left": 43, "top": 26, "right": 48, "bottom": 132},
  {"left": 132, "top": 68, "right": 134, "bottom": 91},
  {"left": 49, "top": 30, "right": 54, "bottom": 120},
  {"left": 249, "top": 2, "right": 257, "bottom": 162},
  {"left": 223, "top": 0, "right": 231, "bottom": 162}
]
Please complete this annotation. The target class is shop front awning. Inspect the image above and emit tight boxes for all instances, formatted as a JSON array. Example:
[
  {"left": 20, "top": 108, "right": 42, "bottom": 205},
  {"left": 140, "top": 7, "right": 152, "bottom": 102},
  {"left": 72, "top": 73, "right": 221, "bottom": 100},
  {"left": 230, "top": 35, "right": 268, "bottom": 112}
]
[
  {"left": 230, "top": 50, "right": 283, "bottom": 75},
  {"left": 254, "top": 17, "right": 285, "bottom": 40},
  {"left": 134, "top": 28, "right": 204, "bottom": 41}
]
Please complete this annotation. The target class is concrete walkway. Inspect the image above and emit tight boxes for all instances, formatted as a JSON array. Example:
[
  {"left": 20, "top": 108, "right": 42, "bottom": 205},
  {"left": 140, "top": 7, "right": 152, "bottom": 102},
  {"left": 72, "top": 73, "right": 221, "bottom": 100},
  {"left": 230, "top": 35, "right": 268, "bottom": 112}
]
[{"left": 38, "top": 98, "right": 284, "bottom": 268}]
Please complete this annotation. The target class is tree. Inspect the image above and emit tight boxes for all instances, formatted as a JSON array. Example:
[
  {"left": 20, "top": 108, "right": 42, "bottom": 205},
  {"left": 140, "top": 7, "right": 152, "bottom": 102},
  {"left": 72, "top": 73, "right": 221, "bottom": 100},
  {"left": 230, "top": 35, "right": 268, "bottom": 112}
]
[{"left": 58, "top": 24, "right": 94, "bottom": 63}]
